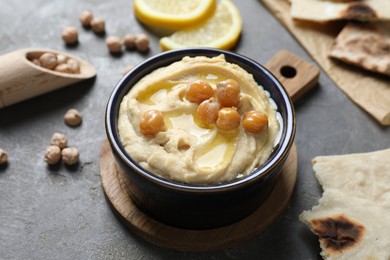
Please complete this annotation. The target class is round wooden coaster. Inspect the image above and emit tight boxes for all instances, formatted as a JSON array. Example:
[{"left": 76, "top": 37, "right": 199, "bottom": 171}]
[{"left": 99, "top": 140, "right": 298, "bottom": 252}]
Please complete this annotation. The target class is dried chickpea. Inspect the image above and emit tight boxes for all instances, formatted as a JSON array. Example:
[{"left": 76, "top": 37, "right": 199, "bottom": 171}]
[
  {"left": 216, "top": 79, "right": 240, "bottom": 107},
  {"left": 79, "top": 10, "right": 93, "bottom": 27},
  {"left": 64, "top": 108, "right": 82, "bottom": 126},
  {"left": 56, "top": 54, "right": 67, "bottom": 64},
  {"left": 135, "top": 34, "right": 149, "bottom": 52},
  {"left": 90, "top": 17, "right": 105, "bottom": 34},
  {"left": 0, "top": 148, "right": 8, "bottom": 165},
  {"left": 140, "top": 110, "right": 165, "bottom": 137},
  {"left": 67, "top": 58, "right": 80, "bottom": 74},
  {"left": 62, "top": 147, "right": 79, "bottom": 165},
  {"left": 123, "top": 34, "right": 136, "bottom": 49},
  {"left": 39, "top": 52, "right": 58, "bottom": 70},
  {"left": 196, "top": 97, "right": 220, "bottom": 125},
  {"left": 242, "top": 110, "right": 268, "bottom": 134},
  {"left": 186, "top": 80, "right": 214, "bottom": 104},
  {"left": 44, "top": 145, "right": 61, "bottom": 165},
  {"left": 61, "top": 26, "right": 78, "bottom": 45},
  {"left": 54, "top": 63, "right": 71, "bottom": 73},
  {"left": 50, "top": 132, "right": 68, "bottom": 149},
  {"left": 216, "top": 107, "right": 240, "bottom": 132},
  {"left": 106, "top": 36, "right": 123, "bottom": 53}
]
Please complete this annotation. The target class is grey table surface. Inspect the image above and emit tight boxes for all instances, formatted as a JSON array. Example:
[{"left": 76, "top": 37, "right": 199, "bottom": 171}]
[{"left": 1, "top": 1, "right": 389, "bottom": 259}]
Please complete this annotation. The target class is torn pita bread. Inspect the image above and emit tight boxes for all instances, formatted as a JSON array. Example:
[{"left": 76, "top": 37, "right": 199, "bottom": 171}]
[
  {"left": 329, "top": 22, "right": 390, "bottom": 76},
  {"left": 291, "top": 0, "right": 390, "bottom": 22},
  {"left": 300, "top": 148, "right": 390, "bottom": 259}
]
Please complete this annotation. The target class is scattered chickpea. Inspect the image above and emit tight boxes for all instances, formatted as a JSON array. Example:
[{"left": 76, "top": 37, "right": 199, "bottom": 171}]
[
  {"left": 186, "top": 80, "right": 214, "bottom": 104},
  {"left": 216, "top": 107, "right": 241, "bottom": 132},
  {"left": 135, "top": 34, "right": 150, "bottom": 52},
  {"left": 123, "top": 34, "right": 136, "bottom": 49},
  {"left": 122, "top": 65, "right": 134, "bottom": 75},
  {"left": 0, "top": 148, "right": 8, "bottom": 165},
  {"left": 90, "top": 17, "right": 105, "bottom": 34},
  {"left": 44, "top": 145, "right": 62, "bottom": 165},
  {"left": 66, "top": 58, "right": 80, "bottom": 74},
  {"left": 106, "top": 36, "right": 123, "bottom": 53},
  {"left": 216, "top": 79, "right": 240, "bottom": 107},
  {"left": 50, "top": 132, "right": 68, "bottom": 149},
  {"left": 242, "top": 110, "right": 268, "bottom": 134},
  {"left": 39, "top": 52, "right": 58, "bottom": 70},
  {"left": 61, "top": 147, "right": 79, "bottom": 165},
  {"left": 64, "top": 109, "right": 82, "bottom": 127},
  {"left": 79, "top": 10, "right": 93, "bottom": 27},
  {"left": 54, "top": 63, "right": 71, "bottom": 73},
  {"left": 61, "top": 26, "right": 78, "bottom": 45},
  {"left": 140, "top": 110, "right": 165, "bottom": 137},
  {"left": 196, "top": 97, "right": 220, "bottom": 125}
]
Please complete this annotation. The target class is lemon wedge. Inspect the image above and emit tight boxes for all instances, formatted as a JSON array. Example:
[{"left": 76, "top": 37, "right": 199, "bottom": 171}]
[
  {"left": 159, "top": 0, "right": 242, "bottom": 51},
  {"left": 134, "top": 0, "right": 217, "bottom": 30}
]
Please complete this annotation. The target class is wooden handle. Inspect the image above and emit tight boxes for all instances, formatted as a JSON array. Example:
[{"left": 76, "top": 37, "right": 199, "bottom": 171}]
[{"left": 265, "top": 50, "right": 320, "bottom": 102}]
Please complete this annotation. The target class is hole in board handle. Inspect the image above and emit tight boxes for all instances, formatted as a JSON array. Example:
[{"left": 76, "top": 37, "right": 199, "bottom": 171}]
[{"left": 280, "top": 65, "right": 297, "bottom": 78}]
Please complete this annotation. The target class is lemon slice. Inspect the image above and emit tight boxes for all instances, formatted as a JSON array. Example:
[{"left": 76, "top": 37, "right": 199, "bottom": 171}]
[
  {"left": 134, "top": 0, "right": 217, "bottom": 30},
  {"left": 160, "top": 0, "right": 242, "bottom": 51}
]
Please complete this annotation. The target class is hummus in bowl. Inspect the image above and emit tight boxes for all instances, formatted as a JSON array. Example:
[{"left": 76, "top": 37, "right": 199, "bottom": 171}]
[
  {"left": 118, "top": 55, "right": 280, "bottom": 184},
  {"left": 106, "top": 48, "right": 295, "bottom": 229}
]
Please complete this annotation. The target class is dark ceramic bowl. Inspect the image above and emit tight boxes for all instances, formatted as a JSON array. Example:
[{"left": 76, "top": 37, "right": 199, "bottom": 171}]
[{"left": 105, "top": 48, "right": 295, "bottom": 230}]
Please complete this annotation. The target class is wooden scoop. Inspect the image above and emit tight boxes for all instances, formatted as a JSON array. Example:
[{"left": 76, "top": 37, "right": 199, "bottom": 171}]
[{"left": 0, "top": 48, "right": 96, "bottom": 108}]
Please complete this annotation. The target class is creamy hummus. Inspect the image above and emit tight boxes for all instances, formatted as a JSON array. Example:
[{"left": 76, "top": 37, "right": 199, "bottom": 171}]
[{"left": 118, "top": 55, "right": 280, "bottom": 184}]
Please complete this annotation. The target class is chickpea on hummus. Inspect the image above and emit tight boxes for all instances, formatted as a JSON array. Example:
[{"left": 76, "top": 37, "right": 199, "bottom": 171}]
[{"left": 118, "top": 55, "right": 280, "bottom": 184}]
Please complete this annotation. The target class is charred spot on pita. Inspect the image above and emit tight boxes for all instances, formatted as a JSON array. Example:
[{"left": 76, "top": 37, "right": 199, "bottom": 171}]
[
  {"left": 342, "top": 3, "right": 377, "bottom": 20},
  {"left": 310, "top": 214, "right": 365, "bottom": 253}
]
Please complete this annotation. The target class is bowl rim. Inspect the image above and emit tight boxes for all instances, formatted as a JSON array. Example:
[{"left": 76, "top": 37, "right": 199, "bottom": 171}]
[{"left": 105, "top": 47, "right": 296, "bottom": 193}]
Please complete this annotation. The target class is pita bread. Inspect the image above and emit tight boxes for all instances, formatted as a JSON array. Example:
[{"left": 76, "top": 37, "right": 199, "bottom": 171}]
[
  {"left": 300, "top": 148, "right": 390, "bottom": 259},
  {"left": 291, "top": 0, "right": 390, "bottom": 22},
  {"left": 329, "top": 22, "right": 390, "bottom": 76}
]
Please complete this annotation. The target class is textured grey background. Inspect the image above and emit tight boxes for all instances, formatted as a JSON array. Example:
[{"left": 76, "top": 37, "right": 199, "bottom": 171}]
[{"left": 0, "top": 1, "right": 389, "bottom": 259}]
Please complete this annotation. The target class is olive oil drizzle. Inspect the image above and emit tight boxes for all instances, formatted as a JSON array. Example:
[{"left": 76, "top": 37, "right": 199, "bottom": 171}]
[
  {"left": 164, "top": 111, "right": 211, "bottom": 139},
  {"left": 195, "top": 130, "right": 237, "bottom": 170},
  {"left": 136, "top": 73, "right": 239, "bottom": 171},
  {"left": 136, "top": 81, "right": 184, "bottom": 105}
]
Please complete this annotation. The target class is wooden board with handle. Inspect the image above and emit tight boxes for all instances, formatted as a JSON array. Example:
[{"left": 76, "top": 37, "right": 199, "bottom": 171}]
[{"left": 99, "top": 50, "right": 319, "bottom": 251}]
